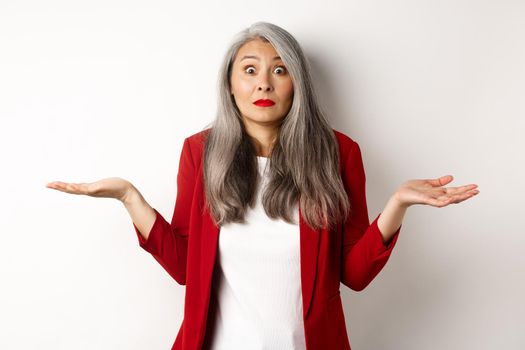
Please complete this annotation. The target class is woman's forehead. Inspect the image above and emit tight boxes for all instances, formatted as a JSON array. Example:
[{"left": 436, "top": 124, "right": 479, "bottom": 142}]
[{"left": 235, "top": 39, "right": 279, "bottom": 60}]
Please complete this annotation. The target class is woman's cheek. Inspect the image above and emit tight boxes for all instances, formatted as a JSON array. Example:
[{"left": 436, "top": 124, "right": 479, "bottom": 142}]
[{"left": 238, "top": 79, "right": 253, "bottom": 93}]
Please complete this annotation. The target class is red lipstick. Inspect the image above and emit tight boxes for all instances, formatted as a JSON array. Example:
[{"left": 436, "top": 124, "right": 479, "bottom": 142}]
[{"left": 253, "top": 99, "right": 275, "bottom": 107}]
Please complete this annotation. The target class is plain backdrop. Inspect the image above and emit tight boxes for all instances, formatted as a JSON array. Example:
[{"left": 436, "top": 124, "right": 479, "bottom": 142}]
[{"left": 1, "top": 0, "right": 523, "bottom": 349}]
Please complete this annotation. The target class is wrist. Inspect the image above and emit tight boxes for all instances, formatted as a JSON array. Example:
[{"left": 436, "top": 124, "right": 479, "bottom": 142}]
[
  {"left": 392, "top": 191, "right": 410, "bottom": 210},
  {"left": 122, "top": 184, "right": 140, "bottom": 206}
]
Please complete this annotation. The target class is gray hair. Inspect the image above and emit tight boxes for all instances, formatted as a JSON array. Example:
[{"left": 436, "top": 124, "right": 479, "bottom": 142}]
[{"left": 201, "top": 21, "right": 350, "bottom": 231}]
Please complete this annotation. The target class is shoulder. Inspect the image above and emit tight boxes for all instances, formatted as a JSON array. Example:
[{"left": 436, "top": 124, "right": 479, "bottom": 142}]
[
  {"left": 183, "top": 127, "right": 358, "bottom": 160},
  {"left": 180, "top": 128, "right": 211, "bottom": 168},
  {"left": 332, "top": 128, "right": 356, "bottom": 146},
  {"left": 331, "top": 128, "right": 359, "bottom": 160},
  {"left": 186, "top": 127, "right": 211, "bottom": 145}
]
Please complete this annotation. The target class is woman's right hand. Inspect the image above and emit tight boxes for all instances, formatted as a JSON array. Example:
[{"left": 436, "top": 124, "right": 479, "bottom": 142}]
[{"left": 46, "top": 177, "right": 134, "bottom": 203}]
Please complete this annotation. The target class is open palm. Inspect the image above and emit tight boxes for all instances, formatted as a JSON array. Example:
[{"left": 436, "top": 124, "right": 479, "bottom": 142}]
[
  {"left": 394, "top": 175, "right": 479, "bottom": 208},
  {"left": 46, "top": 177, "right": 132, "bottom": 202}
]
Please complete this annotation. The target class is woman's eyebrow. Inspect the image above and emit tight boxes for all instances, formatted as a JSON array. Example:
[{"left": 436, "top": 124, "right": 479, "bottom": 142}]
[{"left": 240, "top": 55, "right": 282, "bottom": 61}]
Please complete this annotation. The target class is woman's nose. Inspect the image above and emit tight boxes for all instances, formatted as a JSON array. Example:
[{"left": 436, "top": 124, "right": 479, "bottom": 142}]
[
  {"left": 257, "top": 73, "right": 273, "bottom": 91},
  {"left": 258, "top": 85, "right": 272, "bottom": 91}
]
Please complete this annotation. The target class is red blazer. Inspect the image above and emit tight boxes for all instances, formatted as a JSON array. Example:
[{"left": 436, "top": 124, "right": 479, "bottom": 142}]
[{"left": 133, "top": 128, "right": 402, "bottom": 350}]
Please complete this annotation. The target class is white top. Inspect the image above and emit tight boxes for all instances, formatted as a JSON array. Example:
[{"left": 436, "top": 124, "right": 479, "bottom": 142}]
[{"left": 207, "top": 156, "right": 306, "bottom": 350}]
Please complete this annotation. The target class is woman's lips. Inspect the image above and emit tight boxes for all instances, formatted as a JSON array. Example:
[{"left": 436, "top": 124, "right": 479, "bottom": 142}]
[{"left": 253, "top": 99, "right": 275, "bottom": 107}]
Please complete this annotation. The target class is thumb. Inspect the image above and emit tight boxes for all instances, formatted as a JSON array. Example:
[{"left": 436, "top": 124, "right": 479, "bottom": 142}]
[{"left": 428, "top": 175, "right": 453, "bottom": 187}]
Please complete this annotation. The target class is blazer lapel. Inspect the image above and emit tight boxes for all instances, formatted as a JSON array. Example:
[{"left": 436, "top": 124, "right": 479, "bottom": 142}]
[{"left": 299, "top": 205, "right": 321, "bottom": 319}]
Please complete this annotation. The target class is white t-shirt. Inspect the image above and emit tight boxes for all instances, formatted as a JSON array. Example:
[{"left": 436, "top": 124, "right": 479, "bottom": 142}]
[{"left": 207, "top": 156, "right": 306, "bottom": 350}]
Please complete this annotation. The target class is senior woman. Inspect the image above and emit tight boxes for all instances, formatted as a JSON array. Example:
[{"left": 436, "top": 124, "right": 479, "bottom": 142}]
[{"left": 47, "top": 21, "right": 479, "bottom": 350}]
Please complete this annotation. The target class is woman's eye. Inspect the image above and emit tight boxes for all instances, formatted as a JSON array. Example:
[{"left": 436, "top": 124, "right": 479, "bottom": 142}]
[{"left": 243, "top": 65, "right": 287, "bottom": 75}]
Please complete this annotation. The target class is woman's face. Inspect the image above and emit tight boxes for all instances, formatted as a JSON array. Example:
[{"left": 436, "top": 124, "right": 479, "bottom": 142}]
[{"left": 229, "top": 39, "right": 294, "bottom": 128}]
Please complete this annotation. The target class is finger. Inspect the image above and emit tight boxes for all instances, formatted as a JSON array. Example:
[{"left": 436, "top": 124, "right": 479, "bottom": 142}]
[
  {"left": 427, "top": 175, "right": 454, "bottom": 187},
  {"left": 49, "top": 182, "right": 86, "bottom": 195},
  {"left": 426, "top": 188, "right": 479, "bottom": 207},
  {"left": 46, "top": 182, "right": 69, "bottom": 191},
  {"left": 444, "top": 184, "right": 479, "bottom": 196},
  {"left": 47, "top": 181, "right": 75, "bottom": 189},
  {"left": 55, "top": 183, "right": 77, "bottom": 194},
  {"left": 445, "top": 189, "right": 479, "bottom": 204},
  {"left": 68, "top": 183, "right": 89, "bottom": 195},
  {"left": 459, "top": 189, "right": 480, "bottom": 200},
  {"left": 47, "top": 181, "right": 66, "bottom": 187}
]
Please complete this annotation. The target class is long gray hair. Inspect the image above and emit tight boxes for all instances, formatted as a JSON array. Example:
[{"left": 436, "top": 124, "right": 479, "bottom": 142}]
[{"left": 201, "top": 21, "right": 351, "bottom": 231}]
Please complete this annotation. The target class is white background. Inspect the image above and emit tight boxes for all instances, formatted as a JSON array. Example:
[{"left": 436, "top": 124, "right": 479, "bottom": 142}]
[{"left": 1, "top": 0, "right": 523, "bottom": 349}]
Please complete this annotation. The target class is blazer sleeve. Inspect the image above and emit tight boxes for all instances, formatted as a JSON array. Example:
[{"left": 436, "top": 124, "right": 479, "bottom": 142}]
[
  {"left": 132, "top": 137, "right": 196, "bottom": 285},
  {"left": 340, "top": 141, "right": 401, "bottom": 291}
]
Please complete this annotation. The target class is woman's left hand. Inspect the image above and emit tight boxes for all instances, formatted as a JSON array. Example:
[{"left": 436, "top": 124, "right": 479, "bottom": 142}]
[{"left": 393, "top": 175, "right": 479, "bottom": 209}]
